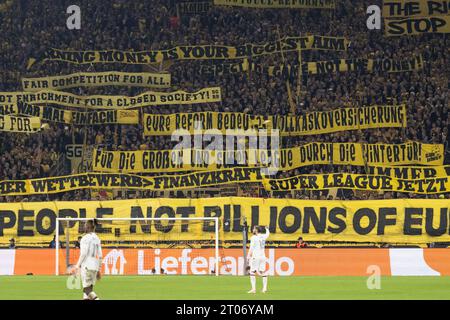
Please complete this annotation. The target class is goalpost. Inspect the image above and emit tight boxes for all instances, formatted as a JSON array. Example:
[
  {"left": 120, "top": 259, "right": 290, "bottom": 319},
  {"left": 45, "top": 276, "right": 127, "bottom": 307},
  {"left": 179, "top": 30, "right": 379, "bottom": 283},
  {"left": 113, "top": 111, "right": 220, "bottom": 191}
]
[{"left": 55, "top": 217, "right": 220, "bottom": 276}]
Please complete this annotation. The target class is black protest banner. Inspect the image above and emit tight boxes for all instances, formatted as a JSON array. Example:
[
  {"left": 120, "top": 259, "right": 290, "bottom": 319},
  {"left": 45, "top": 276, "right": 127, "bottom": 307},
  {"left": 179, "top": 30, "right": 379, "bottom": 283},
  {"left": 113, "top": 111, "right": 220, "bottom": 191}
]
[{"left": 177, "top": 1, "right": 211, "bottom": 14}]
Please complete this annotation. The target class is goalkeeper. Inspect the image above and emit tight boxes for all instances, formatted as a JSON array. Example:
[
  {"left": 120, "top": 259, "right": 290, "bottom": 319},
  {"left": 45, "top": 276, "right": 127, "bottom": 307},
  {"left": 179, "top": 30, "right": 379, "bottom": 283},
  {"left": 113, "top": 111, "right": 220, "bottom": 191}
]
[
  {"left": 247, "top": 225, "right": 270, "bottom": 293},
  {"left": 74, "top": 219, "right": 103, "bottom": 300}
]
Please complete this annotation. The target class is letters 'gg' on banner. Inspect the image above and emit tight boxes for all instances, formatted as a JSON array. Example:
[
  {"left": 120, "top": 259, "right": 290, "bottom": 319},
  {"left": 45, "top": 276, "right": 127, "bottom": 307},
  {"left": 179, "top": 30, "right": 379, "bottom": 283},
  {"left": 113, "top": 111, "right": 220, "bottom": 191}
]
[
  {"left": 0, "top": 102, "right": 139, "bottom": 125},
  {"left": 1, "top": 198, "right": 450, "bottom": 245},
  {"left": 0, "top": 115, "right": 40, "bottom": 133},
  {"left": 143, "top": 105, "right": 407, "bottom": 136},
  {"left": 22, "top": 71, "right": 171, "bottom": 91},
  {"left": 27, "top": 36, "right": 350, "bottom": 68},
  {"left": 91, "top": 141, "right": 444, "bottom": 173},
  {"left": 0, "top": 87, "right": 221, "bottom": 109},
  {"left": 213, "top": 0, "right": 336, "bottom": 9}
]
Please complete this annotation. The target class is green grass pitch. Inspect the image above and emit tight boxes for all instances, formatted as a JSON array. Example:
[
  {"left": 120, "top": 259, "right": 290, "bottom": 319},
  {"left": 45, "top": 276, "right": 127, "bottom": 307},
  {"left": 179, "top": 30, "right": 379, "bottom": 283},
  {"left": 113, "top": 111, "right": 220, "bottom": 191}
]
[{"left": 1, "top": 276, "right": 450, "bottom": 300}]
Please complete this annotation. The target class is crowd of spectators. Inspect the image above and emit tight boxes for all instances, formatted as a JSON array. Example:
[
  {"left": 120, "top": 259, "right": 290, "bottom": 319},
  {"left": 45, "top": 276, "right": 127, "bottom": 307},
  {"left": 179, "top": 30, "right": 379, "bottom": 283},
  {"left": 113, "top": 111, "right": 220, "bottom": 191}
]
[{"left": 0, "top": 0, "right": 448, "bottom": 203}]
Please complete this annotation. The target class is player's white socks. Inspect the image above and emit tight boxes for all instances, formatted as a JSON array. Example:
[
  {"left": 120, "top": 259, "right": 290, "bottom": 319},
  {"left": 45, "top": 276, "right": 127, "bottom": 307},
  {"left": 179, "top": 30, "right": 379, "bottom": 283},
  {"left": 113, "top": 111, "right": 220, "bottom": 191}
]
[
  {"left": 262, "top": 276, "right": 268, "bottom": 292},
  {"left": 250, "top": 275, "right": 256, "bottom": 291},
  {"left": 88, "top": 292, "right": 99, "bottom": 300}
]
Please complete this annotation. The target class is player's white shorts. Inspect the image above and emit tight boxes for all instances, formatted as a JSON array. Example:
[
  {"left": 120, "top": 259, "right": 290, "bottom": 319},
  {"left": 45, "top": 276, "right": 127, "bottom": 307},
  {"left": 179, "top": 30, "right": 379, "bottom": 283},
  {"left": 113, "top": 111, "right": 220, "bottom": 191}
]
[
  {"left": 250, "top": 256, "right": 267, "bottom": 273},
  {"left": 81, "top": 268, "right": 97, "bottom": 288}
]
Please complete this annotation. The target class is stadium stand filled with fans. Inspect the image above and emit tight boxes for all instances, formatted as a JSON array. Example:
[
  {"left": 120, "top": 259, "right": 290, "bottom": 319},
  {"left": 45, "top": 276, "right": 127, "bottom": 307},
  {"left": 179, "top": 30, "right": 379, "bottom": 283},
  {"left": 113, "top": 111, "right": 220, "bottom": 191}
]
[{"left": 0, "top": 0, "right": 449, "bottom": 251}]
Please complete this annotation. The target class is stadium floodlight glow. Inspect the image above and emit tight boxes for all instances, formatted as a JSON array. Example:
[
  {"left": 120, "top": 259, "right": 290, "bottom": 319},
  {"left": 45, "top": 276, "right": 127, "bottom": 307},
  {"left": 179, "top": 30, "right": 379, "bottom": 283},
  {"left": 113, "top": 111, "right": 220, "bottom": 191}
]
[{"left": 55, "top": 217, "right": 220, "bottom": 277}]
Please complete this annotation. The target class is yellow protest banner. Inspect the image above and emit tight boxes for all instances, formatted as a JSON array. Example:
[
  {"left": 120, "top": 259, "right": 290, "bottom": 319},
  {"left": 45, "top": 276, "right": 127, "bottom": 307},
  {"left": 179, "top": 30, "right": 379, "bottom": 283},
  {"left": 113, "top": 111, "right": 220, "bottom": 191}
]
[
  {"left": 22, "top": 71, "right": 171, "bottom": 91},
  {"left": 3, "top": 168, "right": 450, "bottom": 196},
  {"left": 213, "top": 0, "right": 336, "bottom": 9},
  {"left": 263, "top": 173, "right": 450, "bottom": 194},
  {"left": 383, "top": 0, "right": 450, "bottom": 17},
  {"left": 0, "top": 87, "right": 221, "bottom": 109},
  {"left": 143, "top": 105, "right": 407, "bottom": 136},
  {"left": 92, "top": 142, "right": 444, "bottom": 173},
  {"left": 0, "top": 168, "right": 262, "bottom": 196},
  {"left": 27, "top": 35, "right": 350, "bottom": 68},
  {"left": 1, "top": 198, "right": 450, "bottom": 245},
  {"left": 384, "top": 0, "right": 450, "bottom": 35},
  {"left": 269, "top": 55, "right": 425, "bottom": 76},
  {"left": 0, "top": 115, "right": 41, "bottom": 133},
  {"left": 366, "top": 164, "right": 450, "bottom": 179},
  {"left": 0, "top": 101, "right": 139, "bottom": 125},
  {"left": 385, "top": 16, "right": 450, "bottom": 35},
  {"left": 72, "top": 109, "right": 139, "bottom": 125},
  {"left": 200, "top": 55, "right": 424, "bottom": 76}
]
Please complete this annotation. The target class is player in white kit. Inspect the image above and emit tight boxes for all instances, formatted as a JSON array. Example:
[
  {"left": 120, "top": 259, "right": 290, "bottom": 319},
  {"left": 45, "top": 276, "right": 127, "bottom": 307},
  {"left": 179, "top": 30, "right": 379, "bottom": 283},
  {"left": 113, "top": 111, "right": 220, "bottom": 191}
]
[
  {"left": 247, "top": 225, "right": 270, "bottom": 293},
  {"left": 74, "top": 219, "right": 103, "bottom": 300}
]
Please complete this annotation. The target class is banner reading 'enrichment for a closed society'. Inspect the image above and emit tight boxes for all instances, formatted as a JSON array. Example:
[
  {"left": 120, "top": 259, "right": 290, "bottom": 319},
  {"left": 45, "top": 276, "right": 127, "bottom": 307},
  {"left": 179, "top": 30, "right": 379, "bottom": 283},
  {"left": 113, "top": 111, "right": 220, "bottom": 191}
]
[
  {"left": 22, "top": 71, "right": 171, "bottom": 91},
  {"left": 144, "top": 105, "right": 407, "bottom": 136},
  {"left": 1, "top": 198, "right": 450, "bottom": 245},
  {"left": 92, "top": 141, "right": 444, "bottom": 173},
  {"left": 213, "top": 0, "right": 336, "bottom": 9},
  {"left": 0, "top": 87, "right": 221, "bottom": 109},
  {"left": 27, "top": 35, "right": 350, "bottom": 68}
]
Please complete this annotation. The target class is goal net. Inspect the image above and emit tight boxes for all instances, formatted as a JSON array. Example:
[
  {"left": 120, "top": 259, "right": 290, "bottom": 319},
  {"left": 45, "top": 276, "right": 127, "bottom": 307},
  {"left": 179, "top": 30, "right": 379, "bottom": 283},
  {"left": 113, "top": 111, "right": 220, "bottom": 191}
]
[{"left": 55, "top": 217, "right": 221, "bottom": 276}]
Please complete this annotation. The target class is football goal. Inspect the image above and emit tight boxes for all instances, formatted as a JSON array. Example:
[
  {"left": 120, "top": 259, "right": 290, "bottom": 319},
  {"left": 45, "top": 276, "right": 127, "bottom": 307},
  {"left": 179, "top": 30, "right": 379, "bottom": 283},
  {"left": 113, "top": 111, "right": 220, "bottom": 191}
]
[{"left": 55, "top": 217, "right": 221, "bottom": 276}]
